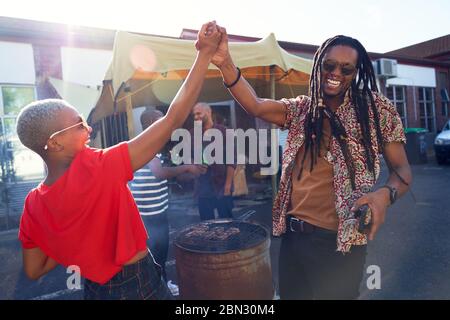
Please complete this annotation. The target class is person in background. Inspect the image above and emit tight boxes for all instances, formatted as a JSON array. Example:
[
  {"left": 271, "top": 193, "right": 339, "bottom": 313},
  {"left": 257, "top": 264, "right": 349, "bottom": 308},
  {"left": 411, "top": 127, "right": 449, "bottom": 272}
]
[
  {"left": 129, "top": 108, "right": 206, "bottom": 296},
  {"left": 191, "top": 102, "right": 235, "bottom": 221}
]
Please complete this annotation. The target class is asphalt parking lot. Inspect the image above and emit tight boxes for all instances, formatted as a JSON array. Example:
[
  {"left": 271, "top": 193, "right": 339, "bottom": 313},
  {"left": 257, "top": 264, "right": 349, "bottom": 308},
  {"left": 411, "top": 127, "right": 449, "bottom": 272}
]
[{"left": 1, "top": 159, "right": 449, "bottom": 300}]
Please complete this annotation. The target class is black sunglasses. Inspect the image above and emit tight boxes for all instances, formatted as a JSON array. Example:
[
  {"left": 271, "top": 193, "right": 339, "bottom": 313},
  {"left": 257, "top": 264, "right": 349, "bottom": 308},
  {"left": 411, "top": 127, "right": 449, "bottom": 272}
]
[{"left": 322, "top": 59, "right": 357, "bottom": 76}]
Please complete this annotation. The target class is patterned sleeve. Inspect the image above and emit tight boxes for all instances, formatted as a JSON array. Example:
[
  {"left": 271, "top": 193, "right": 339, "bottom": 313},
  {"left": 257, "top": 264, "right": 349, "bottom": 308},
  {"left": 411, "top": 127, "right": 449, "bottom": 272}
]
[
  {"left": 279, "top": 95, "right": 309, "bottom": 130},
  {"left": 374, "top": 92, "right": 406, "bottom": 144}
]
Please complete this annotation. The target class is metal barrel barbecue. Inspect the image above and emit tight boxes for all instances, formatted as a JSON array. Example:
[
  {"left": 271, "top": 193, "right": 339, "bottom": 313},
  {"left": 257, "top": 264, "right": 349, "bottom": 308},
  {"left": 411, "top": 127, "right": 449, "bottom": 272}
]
[{"left": 174, "top": 219, "right": 273, "bottom": 300}]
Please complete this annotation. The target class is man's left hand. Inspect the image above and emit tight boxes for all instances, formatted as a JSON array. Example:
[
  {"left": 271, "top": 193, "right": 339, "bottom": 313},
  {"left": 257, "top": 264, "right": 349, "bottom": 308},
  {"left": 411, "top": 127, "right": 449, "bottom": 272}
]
[{"left": 351, "top": 188, "right": 391, "bottom": 241}]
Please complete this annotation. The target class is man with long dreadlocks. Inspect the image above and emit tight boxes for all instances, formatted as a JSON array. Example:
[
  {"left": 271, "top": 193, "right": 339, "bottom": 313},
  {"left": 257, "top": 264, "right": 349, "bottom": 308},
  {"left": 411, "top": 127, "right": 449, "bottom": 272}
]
[{"left": 210, "top": 27, "right": 412, "bottom": 299}]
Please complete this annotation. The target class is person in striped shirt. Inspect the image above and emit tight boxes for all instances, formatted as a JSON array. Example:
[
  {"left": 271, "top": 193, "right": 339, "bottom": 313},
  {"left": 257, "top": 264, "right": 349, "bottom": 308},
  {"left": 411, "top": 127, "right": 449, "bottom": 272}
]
[{"left": 130, "top": 109, "right": 206, "bottom": 286}]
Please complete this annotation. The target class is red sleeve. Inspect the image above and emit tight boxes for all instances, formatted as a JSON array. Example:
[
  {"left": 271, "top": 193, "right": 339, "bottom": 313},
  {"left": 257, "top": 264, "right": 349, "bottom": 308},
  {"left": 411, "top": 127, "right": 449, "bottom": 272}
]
[
  {"left": 101, "top": 142, "right": 134, "bottom": 182},
  {"left": 18, "top": 195, "right": 38, "bottom": 249}
]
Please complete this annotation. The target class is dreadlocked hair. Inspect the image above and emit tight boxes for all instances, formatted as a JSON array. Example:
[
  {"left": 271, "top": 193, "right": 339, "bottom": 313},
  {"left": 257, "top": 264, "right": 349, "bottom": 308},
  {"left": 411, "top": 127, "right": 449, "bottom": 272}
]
[{"left": 298, "top": 35, "right": 408, "bottom": 190}]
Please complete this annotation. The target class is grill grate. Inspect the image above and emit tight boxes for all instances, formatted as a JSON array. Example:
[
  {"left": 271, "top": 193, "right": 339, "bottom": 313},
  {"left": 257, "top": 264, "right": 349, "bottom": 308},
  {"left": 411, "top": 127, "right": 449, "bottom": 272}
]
[{"left": 175, "top": 220, "right": 268, "bottom": 253}]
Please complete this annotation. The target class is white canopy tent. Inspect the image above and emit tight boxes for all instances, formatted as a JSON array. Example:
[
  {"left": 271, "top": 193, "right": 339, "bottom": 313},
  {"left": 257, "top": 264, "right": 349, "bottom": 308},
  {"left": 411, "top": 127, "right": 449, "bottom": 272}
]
[
  {"left": 48, "top": 77, "right": 101, "bottom": 118},
  {"left": 88, "top": 31, "right": 313, "bottom": 130},
  {"left": 87, "top": 31, "right": 313, "bottom": 196}
]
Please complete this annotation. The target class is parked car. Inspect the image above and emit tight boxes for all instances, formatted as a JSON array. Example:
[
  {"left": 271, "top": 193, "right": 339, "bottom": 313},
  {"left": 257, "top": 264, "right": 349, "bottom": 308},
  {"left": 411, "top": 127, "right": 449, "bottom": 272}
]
[{"left": 434, "top": 120, "right": 450, "bottom": 165}]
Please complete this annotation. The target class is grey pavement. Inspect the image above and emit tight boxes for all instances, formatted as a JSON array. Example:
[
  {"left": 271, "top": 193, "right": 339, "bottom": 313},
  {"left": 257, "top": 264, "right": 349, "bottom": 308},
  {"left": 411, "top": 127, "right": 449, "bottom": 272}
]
[
  {"left": 0, "top": 159, "right": 449, "bottom": 300},
  {"left": 359, "top": 159, "right": 450, "bottom": 299}
]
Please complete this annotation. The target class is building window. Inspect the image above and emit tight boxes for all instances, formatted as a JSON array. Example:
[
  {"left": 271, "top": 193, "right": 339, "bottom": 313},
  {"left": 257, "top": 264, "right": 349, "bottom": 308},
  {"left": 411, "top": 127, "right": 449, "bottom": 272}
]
[
  {"left": 0, "top": 84, "right": 42, "bottom": 181},
  {"left": 1, "top": 86, "right": 36, "bottom": 115},
  {"left": 442, "top": 90, "right": 449, "bottom": 117},
  {"left": 418, "top": 87, "right": 436, "bottom": 132},
  {"left": 0, "top": 85, "right": 36, "bottom": 138},
  {"left": 443, "top": 102, "right": 449, "bottom": 117},
  {"left": 386, "top": 86, "right": 407, "bottom": 127},
  {"left": 438, "top": 72, "right": 449, "bottom": 118}
]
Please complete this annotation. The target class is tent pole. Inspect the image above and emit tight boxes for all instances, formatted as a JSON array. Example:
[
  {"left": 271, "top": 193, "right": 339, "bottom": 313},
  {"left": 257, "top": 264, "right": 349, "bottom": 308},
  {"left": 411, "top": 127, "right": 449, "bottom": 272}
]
[
  {"left": 125, "top": 94, "right": 135, "bottom": 139},
  {"left": 270, "top": 65, "right": 279, "bottom": 201}
]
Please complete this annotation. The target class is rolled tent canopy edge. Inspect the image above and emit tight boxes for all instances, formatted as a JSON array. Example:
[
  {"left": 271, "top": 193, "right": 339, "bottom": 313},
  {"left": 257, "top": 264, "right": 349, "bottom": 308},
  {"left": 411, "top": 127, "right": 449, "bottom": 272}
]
[{"left": 89, "top": 31, "right": 313, "bottom": 125}]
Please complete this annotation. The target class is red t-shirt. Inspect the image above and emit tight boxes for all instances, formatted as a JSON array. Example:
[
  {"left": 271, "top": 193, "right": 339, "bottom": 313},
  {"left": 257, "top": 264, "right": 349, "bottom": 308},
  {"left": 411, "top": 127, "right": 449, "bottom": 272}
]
[{"left": 18, "top": 142, "right": 148, "bottom": 284}]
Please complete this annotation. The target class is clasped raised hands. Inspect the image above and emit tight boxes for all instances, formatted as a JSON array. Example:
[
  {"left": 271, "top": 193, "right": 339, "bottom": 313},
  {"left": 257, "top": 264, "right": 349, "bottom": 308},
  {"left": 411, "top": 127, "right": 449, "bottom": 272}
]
[
  {"left": 195, "top": 21, "right": 222, "bottom": 56},
  {"left": 196, "top": 21, "right": 232, "bottom": 68}
]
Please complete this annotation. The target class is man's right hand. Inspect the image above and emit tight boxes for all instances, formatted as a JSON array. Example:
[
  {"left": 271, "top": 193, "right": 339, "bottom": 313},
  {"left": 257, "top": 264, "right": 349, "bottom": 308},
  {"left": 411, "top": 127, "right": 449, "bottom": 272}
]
[
  {"left": 211, "top": 26, "right": 232, "bottom": 68},
  {"left": 195, "top": 21, "right": 222, "bottom": 57}
]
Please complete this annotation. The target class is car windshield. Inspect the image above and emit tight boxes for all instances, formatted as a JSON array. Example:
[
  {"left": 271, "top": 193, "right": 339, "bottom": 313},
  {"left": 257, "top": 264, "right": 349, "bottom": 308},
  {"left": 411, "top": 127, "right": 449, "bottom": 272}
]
[{"left": 443, "top": 121, "right": 450, "bottom": 131}]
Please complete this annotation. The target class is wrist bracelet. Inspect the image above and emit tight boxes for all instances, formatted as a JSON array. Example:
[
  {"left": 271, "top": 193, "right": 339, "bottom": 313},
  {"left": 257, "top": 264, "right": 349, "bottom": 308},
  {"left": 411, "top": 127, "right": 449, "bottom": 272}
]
[{"left": 223, "top": 67, "right": 241, "bottom": 89}]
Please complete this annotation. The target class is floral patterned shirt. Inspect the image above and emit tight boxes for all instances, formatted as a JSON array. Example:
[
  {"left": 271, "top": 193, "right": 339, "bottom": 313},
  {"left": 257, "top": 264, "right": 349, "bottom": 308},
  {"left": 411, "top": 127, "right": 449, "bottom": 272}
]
[{"left": 274, "top": 91, "right": 406, "bottom": 253}]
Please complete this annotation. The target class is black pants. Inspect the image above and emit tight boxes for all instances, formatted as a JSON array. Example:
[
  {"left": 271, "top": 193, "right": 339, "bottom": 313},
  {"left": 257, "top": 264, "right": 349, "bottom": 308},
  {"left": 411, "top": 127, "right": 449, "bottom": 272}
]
[
  {"left": 198, "top": 196, "right": 234, "bottom": 221},
  {"left": 141, "top": 213, "right": 169, "bottom": 282},
  {"left": 279, "top": 226, "right": 367, "bottom": 300}
]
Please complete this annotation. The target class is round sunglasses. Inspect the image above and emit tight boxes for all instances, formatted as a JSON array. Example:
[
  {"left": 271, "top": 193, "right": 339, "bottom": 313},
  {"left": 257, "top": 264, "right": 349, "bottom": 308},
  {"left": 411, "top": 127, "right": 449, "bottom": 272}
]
[{"left": 321, "top": 59, "right": 357, "bottom": 76}]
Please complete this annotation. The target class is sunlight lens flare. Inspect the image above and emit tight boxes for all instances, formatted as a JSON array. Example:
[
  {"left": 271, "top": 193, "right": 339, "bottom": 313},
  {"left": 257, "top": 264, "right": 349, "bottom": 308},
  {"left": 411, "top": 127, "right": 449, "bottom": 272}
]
[{"left": 130, "top": 45, "right": 157, "bottom": 72}]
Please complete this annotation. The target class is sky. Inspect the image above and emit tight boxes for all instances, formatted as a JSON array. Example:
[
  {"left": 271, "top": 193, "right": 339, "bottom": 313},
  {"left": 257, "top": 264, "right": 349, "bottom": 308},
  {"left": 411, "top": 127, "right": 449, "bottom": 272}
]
[{"left": 1, "top": 0, "right": 449, "bottom": 53}]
